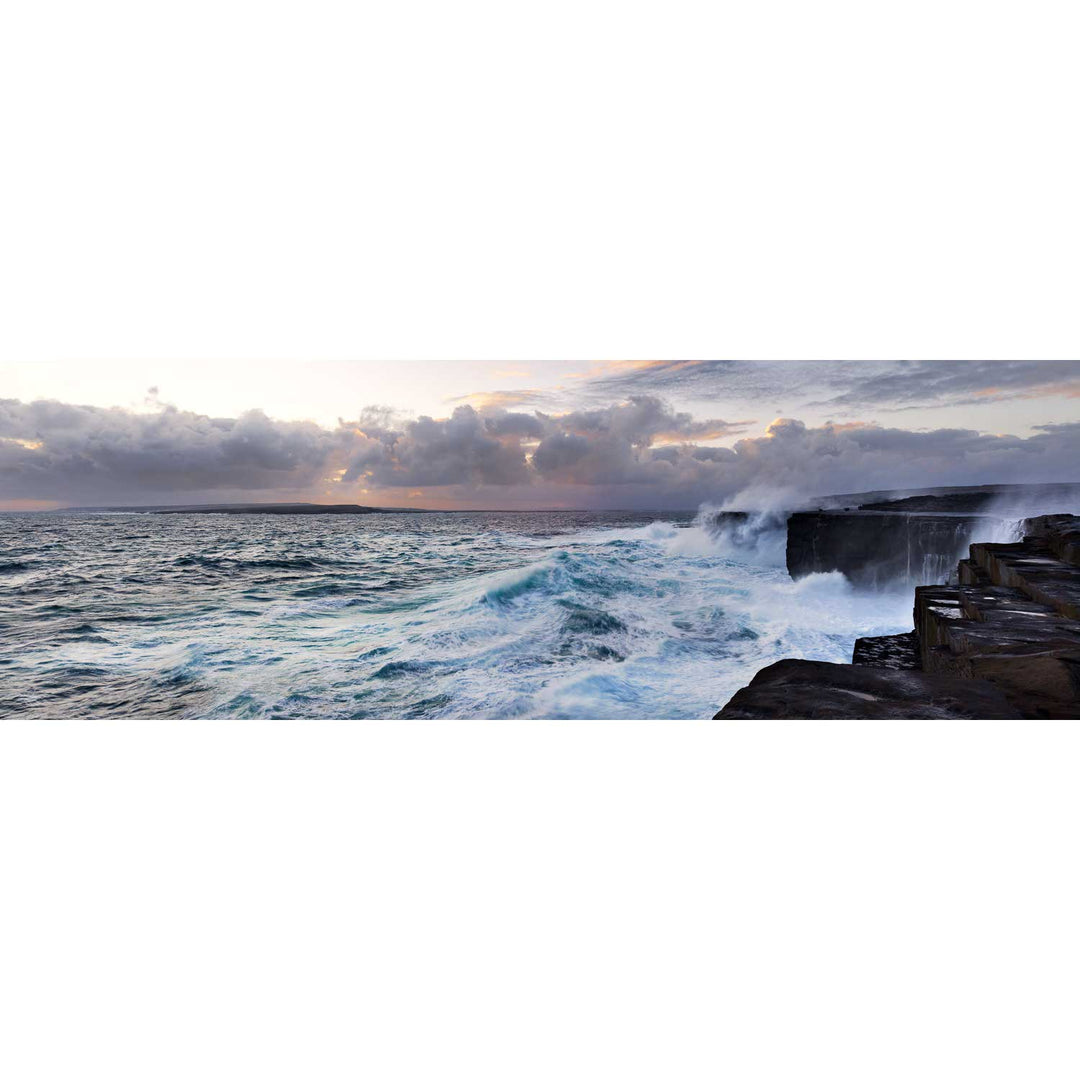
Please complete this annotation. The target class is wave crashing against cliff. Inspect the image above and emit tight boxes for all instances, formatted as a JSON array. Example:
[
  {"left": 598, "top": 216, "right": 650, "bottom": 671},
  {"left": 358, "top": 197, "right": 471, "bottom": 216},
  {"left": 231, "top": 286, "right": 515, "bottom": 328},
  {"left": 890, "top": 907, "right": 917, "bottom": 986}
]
[
  {"left": 0, "top": 509, "right": 913, "bottom": 719},
  {"left": 770, "top": 483, "right": 1080, "bottom": 589}
]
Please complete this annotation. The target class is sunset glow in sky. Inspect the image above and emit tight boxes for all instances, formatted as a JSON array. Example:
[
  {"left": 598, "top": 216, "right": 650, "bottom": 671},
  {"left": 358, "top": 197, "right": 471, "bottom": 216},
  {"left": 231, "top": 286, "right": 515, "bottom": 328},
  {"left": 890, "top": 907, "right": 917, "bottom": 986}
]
[{"left": 2, "top": 360, "right": 1078, "bottom": 510}]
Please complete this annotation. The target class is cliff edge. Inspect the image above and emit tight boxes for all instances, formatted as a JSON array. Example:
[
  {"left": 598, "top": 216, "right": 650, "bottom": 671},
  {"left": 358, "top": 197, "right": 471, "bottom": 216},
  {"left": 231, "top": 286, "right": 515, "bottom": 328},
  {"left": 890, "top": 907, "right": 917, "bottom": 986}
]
[
  {"left": 716, "top": 514, "right": 1080, "bottom": 719},
  {"left": 784, "top": 482, "right": 1080, "bottom": 587}
]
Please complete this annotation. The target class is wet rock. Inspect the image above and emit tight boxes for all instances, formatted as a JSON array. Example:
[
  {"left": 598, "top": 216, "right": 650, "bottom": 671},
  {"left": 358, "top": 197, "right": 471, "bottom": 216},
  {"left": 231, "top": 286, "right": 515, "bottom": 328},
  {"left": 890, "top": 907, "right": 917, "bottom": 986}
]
[
  {"left": 971, "top": 536, "right": 1080, "bottom": 620},
  {"left": 718, "top": 511, "right": 1080, "bottom": 719},
  {"left": 912, "top": 519, "right": 1080, "bottom": 716},
  {"left": 852, "top": 631, "right": 920, "bottom": 669},
  {"left": 786, "top": 511, "right": 988, "bottom": 587},
  {"left": 856, "top": 493, "right": 998, "bottom": 513},
  {"left": 785, "top": 485, "right": 1080, "bottom": 587},
  {"left": 1022, "top": 514, "right": 1080, "bottom": 567},
  {"left": 714, "top": 660, "right": 1022, "bottom": 719}
]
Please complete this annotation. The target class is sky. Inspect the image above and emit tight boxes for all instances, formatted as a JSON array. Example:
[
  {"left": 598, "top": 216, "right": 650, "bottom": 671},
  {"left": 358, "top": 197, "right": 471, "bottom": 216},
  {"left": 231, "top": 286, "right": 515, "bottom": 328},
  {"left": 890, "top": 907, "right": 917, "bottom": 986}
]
[{"left": 1, "top": 359, "right": 1078, "bottom": 511}]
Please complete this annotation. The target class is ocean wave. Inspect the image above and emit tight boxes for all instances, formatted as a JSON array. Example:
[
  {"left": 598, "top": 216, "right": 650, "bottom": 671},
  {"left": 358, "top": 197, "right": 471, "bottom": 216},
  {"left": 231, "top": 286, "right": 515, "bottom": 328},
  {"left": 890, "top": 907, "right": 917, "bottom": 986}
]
[
  {"left": 479, "top": 562, "right": 558, "bottom": 607},
  {"left": 558, "top": 600, "right": 626, "bottom": 635},
  {"left": 0, "top": 508, "right": 916, "bottom": 719},
  {"left": 172, "top": 554, "right": 335, "bottom": 572}
]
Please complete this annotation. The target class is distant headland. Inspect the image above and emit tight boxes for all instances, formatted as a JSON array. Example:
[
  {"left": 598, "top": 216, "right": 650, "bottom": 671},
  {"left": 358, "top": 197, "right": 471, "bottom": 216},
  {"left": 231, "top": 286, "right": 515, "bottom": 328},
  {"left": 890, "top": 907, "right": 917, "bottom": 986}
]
[{"left": 68, "top": 502, "right": 431, "bottom": 515}]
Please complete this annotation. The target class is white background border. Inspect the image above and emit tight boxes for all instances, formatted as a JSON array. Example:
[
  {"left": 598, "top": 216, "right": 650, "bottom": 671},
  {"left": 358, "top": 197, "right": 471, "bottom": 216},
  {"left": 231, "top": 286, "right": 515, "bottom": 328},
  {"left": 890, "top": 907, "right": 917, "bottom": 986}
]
[
  {"left": 3, "top": 723, "right": 1079, "bottom": 1078},
  {"left": 2, "top": 2, "right": 1079, "bottom": 1077}
]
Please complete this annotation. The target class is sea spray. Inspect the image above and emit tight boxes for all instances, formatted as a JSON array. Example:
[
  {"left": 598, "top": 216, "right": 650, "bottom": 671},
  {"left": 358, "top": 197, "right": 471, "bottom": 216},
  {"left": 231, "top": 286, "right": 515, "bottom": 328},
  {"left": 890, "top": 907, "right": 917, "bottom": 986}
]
[
  {"left": 0, "top": 508, "right": 914, "bottom": 720},
  {"left": 696, "top": 507, "right": 790, "bottom": 566}
]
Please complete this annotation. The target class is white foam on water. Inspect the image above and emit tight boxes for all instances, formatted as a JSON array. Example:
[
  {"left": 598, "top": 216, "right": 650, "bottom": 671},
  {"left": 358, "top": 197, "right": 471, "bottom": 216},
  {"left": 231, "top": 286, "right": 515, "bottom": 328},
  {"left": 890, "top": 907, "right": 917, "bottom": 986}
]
[
  {"left": 2, "top": 508, "right": 920, "bottom": 719},
  {"left": 322, "top": 517, "right": 916, "bottom": 719}
]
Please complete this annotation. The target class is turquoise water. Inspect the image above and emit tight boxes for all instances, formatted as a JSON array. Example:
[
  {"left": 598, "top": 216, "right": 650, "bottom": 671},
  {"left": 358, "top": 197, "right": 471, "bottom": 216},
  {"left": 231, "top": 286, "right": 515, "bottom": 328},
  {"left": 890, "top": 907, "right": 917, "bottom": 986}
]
[{"left": 0, "top": 511, "right": 913, "bottom": 718}]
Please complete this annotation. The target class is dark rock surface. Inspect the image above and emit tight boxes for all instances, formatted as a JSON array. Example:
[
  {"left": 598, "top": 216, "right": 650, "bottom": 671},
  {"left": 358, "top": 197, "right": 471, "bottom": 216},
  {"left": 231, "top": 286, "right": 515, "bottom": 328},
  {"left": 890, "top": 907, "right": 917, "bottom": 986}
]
[
  {"left": 786, "top": 510, "right": 988, "bottom": 587},
  {"left": 913, "top": 519, "right": 1080, "bottom": 718},
  {"left": 151, "top": 503, "right": 403, "bottom": 515},
  {"left": 841, "top": 482, "right": 1080, "bottom": 515},
  {"left": 714, "top": 660, "right": 1022, "bottom": 719},
  {"left": 852, "top": 631, "right": 920, "bottom": 669},
  {"left": 719, "top": 513, "right": 1080, "bottom": 719},
  {"left": 857, "top": 493, "right": 998, "bottom": 513},
  {"left": 1024, "top": 514, "right": 1080, "bottom": 568},
  {"left": 783, "top": 484, "right": 1080, "bottom": 588},
  {"left": 69, "top": 502, "right": 429, "bottom": 514}
]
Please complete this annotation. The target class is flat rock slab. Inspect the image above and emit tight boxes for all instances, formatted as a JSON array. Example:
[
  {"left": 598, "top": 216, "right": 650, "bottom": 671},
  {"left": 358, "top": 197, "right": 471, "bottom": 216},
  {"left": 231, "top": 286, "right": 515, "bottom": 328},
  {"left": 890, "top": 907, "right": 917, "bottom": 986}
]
[
  {"left": 852, "top": 631, "right": 921, "bottom": 669},
  {"left": 985, "top": 553, "right": 1080, "bottom": 620},
  {"left": 1023, "top": 514, "right": 1080, "bottom": 568},
  {"left": 714, "top": 659, "right": 1023, "bottom": 719}
]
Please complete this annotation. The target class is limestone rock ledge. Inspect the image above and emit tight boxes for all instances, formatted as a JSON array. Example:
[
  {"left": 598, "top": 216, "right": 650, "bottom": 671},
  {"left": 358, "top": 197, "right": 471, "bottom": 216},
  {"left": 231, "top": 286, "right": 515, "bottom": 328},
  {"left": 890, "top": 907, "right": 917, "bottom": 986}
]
[
  {"left": 714, "top": 660, "right": 1021, "bottom": 719},
  {"left": 717, "top": 514, "right": 1080, "bottom": 719}
]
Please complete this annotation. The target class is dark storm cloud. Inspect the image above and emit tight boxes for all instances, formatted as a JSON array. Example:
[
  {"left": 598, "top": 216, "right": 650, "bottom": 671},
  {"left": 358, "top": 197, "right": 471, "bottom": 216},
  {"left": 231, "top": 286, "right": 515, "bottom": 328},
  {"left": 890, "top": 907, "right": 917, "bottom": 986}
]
[
  {"left": 528, "top": 416, "right": 1080, "bottom": 508},
  {"left": 549, "top": 396, "right": 753, "bottom": 446},
  {"left": 342, "top": 403, "right": 1080, "bottom": 504},
  {"left": 3, "top": 393, "right": 1078, "bottom": 509},
  {"left": 342, "top": 405, "right": 535, "bottom": 487},
  {"left": 0, "top": 398, "right": 345, "bottom": 502},
  {"left": 341, "top": 398, "right": 748, "bottom": 489},
  {"left": 580, "top": 359, "right": 1080, "bottom": 414},
  {"left": 714, "top": 417, "right": 1079, "bottom": 496},
  {"left": 526, "top": 398, "right": 753, "bottom": 486}
]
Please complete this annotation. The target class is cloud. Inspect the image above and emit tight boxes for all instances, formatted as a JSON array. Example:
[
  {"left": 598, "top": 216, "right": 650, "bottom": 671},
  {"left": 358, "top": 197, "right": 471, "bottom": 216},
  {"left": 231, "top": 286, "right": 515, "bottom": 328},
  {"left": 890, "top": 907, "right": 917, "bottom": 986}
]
[
  {"left": 342, "top": 405, "right": 535, "bottom": 487},
  {"left": 443, "top": 413, "right": 1080, "bottom": 507},
  {"left": 0, "top": 398, "right": 345, "bottom": 503},
  {"left": 340, "top": 397, "right": 751, "bottom": 492},
  {"left": 805, "top": 360, "right": 1080, "bottom": 411},
  {"left": 548, "top": 395, "right": 754, "bottom": 447},
  {"left": 527, "top": 397, "right": 754, "bottom": 486},
  {"left": 444, "top": 389, "right": 555, "bottom": 409},
  {"left": 578, "top": 359, "right": 1080, "bottom": 414},
  {"left": 716, "top": 417, "right": 1075, "bottom": 496},
  {"left": 3, "top": 392, "right": 1078, "bottom": 510}
]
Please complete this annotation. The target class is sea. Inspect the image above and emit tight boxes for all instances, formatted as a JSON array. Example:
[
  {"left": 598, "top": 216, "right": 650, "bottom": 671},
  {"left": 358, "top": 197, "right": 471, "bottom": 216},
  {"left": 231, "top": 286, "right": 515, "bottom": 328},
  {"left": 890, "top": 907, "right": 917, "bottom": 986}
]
[{"left": 0, "top": 510, "right": 917, "bottom": 719}]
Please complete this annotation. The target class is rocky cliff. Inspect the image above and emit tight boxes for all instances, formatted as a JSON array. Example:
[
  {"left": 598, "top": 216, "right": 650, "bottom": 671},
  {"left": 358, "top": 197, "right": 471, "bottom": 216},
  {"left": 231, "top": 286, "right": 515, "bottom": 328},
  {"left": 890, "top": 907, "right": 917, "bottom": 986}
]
[
  {"left": 786, "top": 510, "right": 992, "bottom": 587},
  {"left": 716, "top": 514, "right": 1080, "bottom": 719},
  {"left": 782, "top": 483, "right": 1080, "bottom": 588}
]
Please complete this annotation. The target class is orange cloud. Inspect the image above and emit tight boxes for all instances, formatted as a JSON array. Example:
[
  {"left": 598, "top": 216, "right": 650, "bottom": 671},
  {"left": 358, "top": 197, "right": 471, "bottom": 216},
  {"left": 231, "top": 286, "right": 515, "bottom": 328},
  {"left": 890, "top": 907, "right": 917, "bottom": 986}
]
[
  {"left": 1017, "top": 380, "right": 1080, "bottom": 399},
  {"left": 973, "top": 380, "right": 1080, "bottom": 401},
  {"left": 446, "top": 390, "right": 542, "bottom": 409},
  {"left": 565, "top": 359, "right": 702, "bottom": 380},
  {"left": 823, "top": 420, "right": 879, "bottom": 431},
  {"left": 651, "top": 420, "right": 755, "bottom": 445}
]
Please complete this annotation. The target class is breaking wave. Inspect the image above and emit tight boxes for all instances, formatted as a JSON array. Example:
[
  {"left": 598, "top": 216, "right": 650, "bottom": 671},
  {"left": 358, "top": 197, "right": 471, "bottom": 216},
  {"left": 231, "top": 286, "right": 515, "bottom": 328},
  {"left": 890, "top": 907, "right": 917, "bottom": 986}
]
[{"left": 0, "top": 510, "right": 914, "bottom": 719}]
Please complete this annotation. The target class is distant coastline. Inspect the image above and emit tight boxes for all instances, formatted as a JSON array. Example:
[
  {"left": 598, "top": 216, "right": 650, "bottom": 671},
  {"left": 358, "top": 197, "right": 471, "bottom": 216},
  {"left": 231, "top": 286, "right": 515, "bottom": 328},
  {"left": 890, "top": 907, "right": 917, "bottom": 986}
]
[
  {"left": 52, "top": 503, "right": 696, "bottom": 515},
  {"left": 64, "top": 502, "right": 429, "bottom": 515},
  {"left": 39, "top": 482, "right": 1080, "bottom": 518}
]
